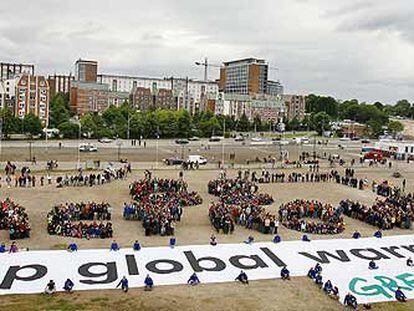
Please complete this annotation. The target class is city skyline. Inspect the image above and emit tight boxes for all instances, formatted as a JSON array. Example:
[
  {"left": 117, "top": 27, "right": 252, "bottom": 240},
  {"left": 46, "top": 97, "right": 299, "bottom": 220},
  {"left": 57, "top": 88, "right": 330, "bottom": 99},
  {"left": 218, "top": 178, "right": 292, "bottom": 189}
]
[{"left": 0, "top": 0, "right": 413, "bottom": 104}]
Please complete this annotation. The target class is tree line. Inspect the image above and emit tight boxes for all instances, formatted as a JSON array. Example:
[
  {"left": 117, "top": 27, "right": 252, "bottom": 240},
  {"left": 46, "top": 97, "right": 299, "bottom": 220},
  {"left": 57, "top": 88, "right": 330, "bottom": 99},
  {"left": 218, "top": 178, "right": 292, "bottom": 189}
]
[{"left": 0, "top": 92, "right": 411, "bottom": 138}]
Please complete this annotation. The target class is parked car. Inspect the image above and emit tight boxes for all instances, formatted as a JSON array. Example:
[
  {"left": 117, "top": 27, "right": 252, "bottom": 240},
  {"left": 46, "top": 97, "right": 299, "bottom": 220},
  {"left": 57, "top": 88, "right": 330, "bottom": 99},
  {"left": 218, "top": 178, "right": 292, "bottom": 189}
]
[
  {"left": 209, "top": 136, "right": 222, "bottom": 142},
  {"left": 187, "top": 155, "right": 208, "bottom": 165},
  {"left": 98, "top": 137, "right": 113, "bottom": 143},
  {"left": 361, "top": 139, "right": 371, "bottom": 144},
  {"left": 164, "top": 157, "right": 184, "bottom": 165},
  {"left": 175, "top": 139, "right": 189, "bottom": 145},
  {"left": 79, "top": 143, "right": 98, "bottom": 152},
  {"left": 188, "top": 136, "right": 200, "bottom": 141},
  {"left": 234, "top": 136, "right": 245, "bottom": 142}
]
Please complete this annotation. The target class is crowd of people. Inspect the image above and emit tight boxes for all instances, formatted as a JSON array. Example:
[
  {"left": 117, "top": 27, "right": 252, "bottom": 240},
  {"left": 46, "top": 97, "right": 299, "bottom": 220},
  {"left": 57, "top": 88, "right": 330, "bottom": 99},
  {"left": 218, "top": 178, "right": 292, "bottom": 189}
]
[
  {"left": 279, "top": 200, "right": 345, "bottom": 234},
  {"left": 0, "top": 198, "right": 31, "bottom": 239},
  {"left": 208, "top": 176, "right": 275, "bottom": 234},
  {"left": 56, "top": 165, "right": 131, "bottom": 188},
  {"left": 340, "top": 193, "right": 414, "bottom": 230},
  {"left": 372, "top": 180, "right": 401, "bottom": 197},
  {"left": 125, "top": 177, "right": 202, "bottom": 236},
  {"left": 47, "top": 202, "right": 113, "bottom": 239}
]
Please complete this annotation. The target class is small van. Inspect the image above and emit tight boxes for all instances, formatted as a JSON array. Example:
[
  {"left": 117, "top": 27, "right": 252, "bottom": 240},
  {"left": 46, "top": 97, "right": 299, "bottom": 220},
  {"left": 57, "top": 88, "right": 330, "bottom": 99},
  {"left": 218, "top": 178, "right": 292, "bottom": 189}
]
[{"left": 187, "top": 155, "right": 208, "bottom": 165}]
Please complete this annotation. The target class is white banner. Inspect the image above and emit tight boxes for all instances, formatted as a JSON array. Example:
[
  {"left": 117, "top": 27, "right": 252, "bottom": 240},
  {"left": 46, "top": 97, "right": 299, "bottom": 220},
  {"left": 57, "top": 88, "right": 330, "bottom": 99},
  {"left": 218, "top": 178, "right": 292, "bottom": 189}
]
[{"left": 1, "top": 235, "right": 414, "bottom": 304}]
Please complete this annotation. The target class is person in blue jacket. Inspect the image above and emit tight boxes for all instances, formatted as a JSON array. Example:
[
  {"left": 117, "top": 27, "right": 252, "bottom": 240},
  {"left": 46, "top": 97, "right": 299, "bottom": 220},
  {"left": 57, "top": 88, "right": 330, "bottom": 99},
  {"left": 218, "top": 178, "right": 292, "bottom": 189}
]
[
  {"left": 116, "top": 276, "right": 129, "bottom": 293},
  {"left": 235, "top": 270, "right": 249, "bottom": 285},
  {"left": 395, "top": 287, "right": 407, "bottom": 302},
  {"left": 133, "top": 240, "right": 141, "bottom": 251},
  {"left": 68, "top": 243, "right": 78, "bottom": 252},
  {"left": 169, "top": 236, "right": 176, "bottom": 248},
  {"left": 302, "top": 234, "right": 311, "bottom": 242},
  {"left": 63, "top": 278, "right": 74, "bottom": 293},
  {"left": 374, "top": 230, "right": 382, "bottom": 238},
  {"left": 110, "top": 240, "right": 120, "bottom": 251},
  {"left": 352, "top": 231, "right": 361, "bottom": 239},
  {"left": 273, "top": 235, "right": 281, "bottom": 243},
  {"left": 281, "top": 266, "right": 290, "bottom": 280},
  {"left": 144, "top": 274, "right": 154, "bottom": 291},
  {"left": 368, "top": 260, "right": 379, "bottom": 270},
  {"left": 188, "top": 273, "right": 200, "bottom": 286},
  {"left": 0, "top": 243, "right": 6, "bottom": 253},
  {"left": 343, "top": 292, "right": 357, "bottom": 309}
]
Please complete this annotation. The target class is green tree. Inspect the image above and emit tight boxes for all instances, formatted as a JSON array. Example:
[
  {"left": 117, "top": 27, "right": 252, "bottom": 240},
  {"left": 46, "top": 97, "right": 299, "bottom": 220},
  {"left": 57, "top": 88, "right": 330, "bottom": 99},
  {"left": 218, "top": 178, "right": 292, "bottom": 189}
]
[
  {"left": 23, "top": 113, "right": 42, "bottom": 136},
  {"left": 176, "top": 109, "right": 192, "bottom": 138},
  {"left": 236, "top": 113, "right": 250, "bottom": 132},
  {"left": 393, "top": 100, "right": 411, "bottom": 117},
  {"left": 49, "top": 93, "right": 70, "bottom": 128},
  {"left": 58, "top": 121, "right": 79, "bottom": 138},
  {"left": 0, "top": 108, "right": 19, "bottom": 136},
  {"left": 388, "top": 120, "right": 404, "bottom": 134},
  {"left": 311, "top": 112, "right": 331, "bottom": 135}
]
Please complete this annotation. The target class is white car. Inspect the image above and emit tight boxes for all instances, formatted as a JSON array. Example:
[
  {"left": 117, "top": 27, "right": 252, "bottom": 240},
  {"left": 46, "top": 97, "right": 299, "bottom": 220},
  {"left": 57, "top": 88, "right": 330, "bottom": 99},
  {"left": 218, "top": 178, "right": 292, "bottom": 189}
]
[
  {"left": 187, "top": 155, "right": 208, "bottom": 165},
  {"left": 79, "top": 143, "right": 98, "bottom": 152},
  {"left": 98, "top": 137, "right": 112, "bottom": 143}
]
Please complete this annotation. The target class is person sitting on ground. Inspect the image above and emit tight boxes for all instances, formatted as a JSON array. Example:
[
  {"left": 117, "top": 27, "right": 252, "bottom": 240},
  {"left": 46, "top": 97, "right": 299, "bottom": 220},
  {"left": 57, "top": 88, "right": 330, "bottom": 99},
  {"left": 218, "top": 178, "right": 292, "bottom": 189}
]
[
  {"left": 144, "top": 274, "right": 154, "bottom": 291},
  {"left": 323, "top": 280, "right": 333, "bottom": 294},
  {"left": 395, "top": 287, "right": 407, "bottom": 302},
  {"left": 407, "top": 257, "right": 414, "bottom": 267},
  {"left": 68, "top": 242, "right": 78, "bottom": 252},
  {"left": 281, "top": 266, "right": 290, "bottom": 280},
  {"left": 314, "top": 263, "right": 322, "bottom": 274},
  {"left": 235, "top": 270, "right": 249, "bottom": 285},
  {"left": 368, "top": 260, "right": 378, "bottom": 270},
  {"left": 188, "top": 273, "right": 201, "bottom": 286},
  {"left": 9, "top": 241, "right": 18, "bottom": 253},
  {"left": 344, "top": 292, "right": 358, "bottom": 309},
  {"left": 273, "top": 235, "right": 281, "bottom": 243},
  {"left": 116, "top": 276, "right": 129, "bottom": 293},
  {"left": 307, "top": 267, "right": 316, "bottom": 279},
  {"left": 110, "top": 240, "right": 120, "bottom": 251},
  {"left": 302, "top": 234, "right": 311, "bottom": 242},
  {"left": 315, "top": 273, "right": 323, "bottom": 287},
  {"left": 45, "top": 280, "right": 56, "bottom": 295},
  {"left": 63, "top": 278, "right": 74, "bottom": 293},
  {"left": 352, "top": 231, "right": 361, "bottom": 239},
  {"left": 210, "top": 234, "right": 217, "bottom": 246},
  {"left": 330, "top": 286, "right": 339, "bottom": 300},
  {"left": 169, "top": 236, "right": 177, "bottom": 248},
  {"left": 0, "top": 243, "right": 6, "bottom": 253},
  {"left": 244, "top": 235, "right": 254, "bottom": 244},
  {"left": 133, "top": 240, "right": 141, "bottom": 251},
  {"left": 374, "top": 230, "right": 382, "bottom": 238}
]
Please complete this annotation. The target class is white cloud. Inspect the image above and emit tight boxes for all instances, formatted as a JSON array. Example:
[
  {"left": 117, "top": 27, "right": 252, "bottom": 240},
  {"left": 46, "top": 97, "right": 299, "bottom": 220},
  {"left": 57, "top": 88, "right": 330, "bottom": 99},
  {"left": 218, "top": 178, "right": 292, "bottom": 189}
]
[{"left": 0, "top": 0, "right": 413, "bottom": 104}]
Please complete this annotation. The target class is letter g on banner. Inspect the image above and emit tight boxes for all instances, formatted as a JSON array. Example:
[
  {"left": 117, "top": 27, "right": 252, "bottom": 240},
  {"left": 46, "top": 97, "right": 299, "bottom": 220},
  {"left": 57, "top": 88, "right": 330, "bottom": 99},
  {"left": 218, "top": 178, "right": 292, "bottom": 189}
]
[{"left": 349, "top": 277, "right": 393, "bottom": 299}]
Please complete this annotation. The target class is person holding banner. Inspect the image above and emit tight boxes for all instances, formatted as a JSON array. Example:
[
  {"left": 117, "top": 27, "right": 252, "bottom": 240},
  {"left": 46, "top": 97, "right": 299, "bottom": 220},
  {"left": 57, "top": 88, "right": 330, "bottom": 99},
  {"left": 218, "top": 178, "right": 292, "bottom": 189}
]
[
  {"left": 281, "top": 266, "right": 290, "bottom": 280},
  {"left": 374, "top": 230, "right": 382, "bottom": 238},
  {"left": 116, "top": 276, "right": 129, "bottom": 293},
  {"left": 368, "top": 260, "right": 379, "bottom": 270},
  {"left": 352, "top": 230, "right": 361, "bottom": 239},
  {"left": 210, "top": 234, "right": 218, "bottom": 246},
  {"left": 144, "top": 274, "right": 154, "bottom": 291},
  {"left": 0, "top": 242, "right": 6, "bottom": 253},
  {"left": 188, "top": 273, "right": 201, "bottom": 286},
  {"left": 395, "top": 287, "right": 407, "bottom": 302},
  {"left": 169, "top": 236, "right": 176, "bottom": 248},
  {"left": 63, "top": 278, "right": 74, "bottom": 293},
  {"left": 133, "top": 240, "right": 141, "bottom": 251},
  {"left": 68, "top": 242, "right": 78, "bottom": 252},
  {"left": 407, "top": 257, "right": 414, "bottom": 267},
  {"left": 110, "top": 240, "right": 120, "bottom": 251},
  {"left": 343, "top": 292, "right": 358, "bottom": 309},
  {"left": 45, "top": 280, "right": 56, "bottom": 295},
  {"left": 235, "top": 271, "right": 249, "bottom": 285}
]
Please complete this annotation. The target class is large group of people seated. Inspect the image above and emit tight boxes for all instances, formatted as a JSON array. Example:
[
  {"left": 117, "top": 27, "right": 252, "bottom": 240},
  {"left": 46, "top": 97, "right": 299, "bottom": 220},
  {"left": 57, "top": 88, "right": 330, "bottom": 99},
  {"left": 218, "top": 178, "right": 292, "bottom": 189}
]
[
  {"left": 279, "top": 200, "right": 345, "bottom": 234},
  {"left": 47, "top": 202, "right": 113, "bottom": 239},
  {"left": 126, "top": 177, "right": 202, "bottom": 236},
  {"left": 372, "top": 180, "right": 400, "bottom": 197},
  {"left": 0, "top": 198, "right": 31, "bottom": 239},
  {"left": 57, "top": 165, "right": 131, "bottom": 188},
  {"left": 208, "top": 176, "right": 275, "bottom": 234},
  {"left": 340, "top": 193, "right": 414, "bottom": 230}
]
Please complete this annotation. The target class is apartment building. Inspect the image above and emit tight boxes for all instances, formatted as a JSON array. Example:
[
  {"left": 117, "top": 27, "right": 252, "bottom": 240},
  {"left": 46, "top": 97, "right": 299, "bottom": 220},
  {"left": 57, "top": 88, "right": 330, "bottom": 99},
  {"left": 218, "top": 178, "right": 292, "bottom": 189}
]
[
  {"left": 74, "top": 59, "right": 98, "bottom": 82},
  {"left": 15, "top": 74, "right": 50, "bottom": 125},
  {"left": 48, "top": 74, "right": 74, "bottom": 96},
  {"left": 70, "top": 81, "right": 129, "bottom": 115},
  {"left": 1, "top": 62, "right": 34, "bottom": 80},
  {"left": 283, "top": 94, "right": 306, "bottom": 120}
]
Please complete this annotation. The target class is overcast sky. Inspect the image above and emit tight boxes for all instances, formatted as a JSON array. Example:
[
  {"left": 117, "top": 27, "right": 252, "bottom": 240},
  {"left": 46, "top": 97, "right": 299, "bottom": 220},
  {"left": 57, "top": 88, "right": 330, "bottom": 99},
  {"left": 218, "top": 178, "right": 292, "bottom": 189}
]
[{"left": 0, "top": 0, "right": 413, "bottom": 104}]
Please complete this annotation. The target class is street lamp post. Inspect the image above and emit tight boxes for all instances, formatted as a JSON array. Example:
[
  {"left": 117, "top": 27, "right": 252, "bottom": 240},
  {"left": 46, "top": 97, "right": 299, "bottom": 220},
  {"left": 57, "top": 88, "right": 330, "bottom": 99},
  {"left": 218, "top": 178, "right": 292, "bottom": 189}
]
[
  {"left": 221, "top": 119, "right": 225, "bottom": 168},
  {"left": 77, "top": 121, "right": 81, "bottom": 169},
  {"left": 155, "top": 126, "right": 160, "bottom": 170}
]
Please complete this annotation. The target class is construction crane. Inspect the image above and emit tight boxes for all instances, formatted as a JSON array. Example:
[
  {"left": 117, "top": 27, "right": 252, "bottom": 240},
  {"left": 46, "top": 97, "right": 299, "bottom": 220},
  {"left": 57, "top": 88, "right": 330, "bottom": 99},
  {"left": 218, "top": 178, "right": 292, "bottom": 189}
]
[{"left": 194, "top": 58, "right": 222, "bottom": 82}]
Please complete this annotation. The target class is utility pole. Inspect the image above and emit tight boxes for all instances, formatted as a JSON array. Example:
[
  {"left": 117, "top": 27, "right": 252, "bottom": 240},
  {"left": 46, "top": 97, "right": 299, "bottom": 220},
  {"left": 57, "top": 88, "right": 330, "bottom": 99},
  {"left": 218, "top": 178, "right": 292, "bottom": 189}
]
[{"left": 221, "top": 119, "right": 225, "bottom": 168}]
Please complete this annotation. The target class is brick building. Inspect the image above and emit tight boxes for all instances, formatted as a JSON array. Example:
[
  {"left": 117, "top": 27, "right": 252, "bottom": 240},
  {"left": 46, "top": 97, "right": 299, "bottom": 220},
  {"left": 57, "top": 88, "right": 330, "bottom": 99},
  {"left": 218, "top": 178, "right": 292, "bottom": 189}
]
[
  {"left": 15, "top": 74, "right": 49, "bottom": 125},
  {"left": 74, "top": 59, "right": 98, "bottom": 82},
  {"left": 283, "top": 94, "right": 306, "bottom": 120},
  {"left": 70, "top": 81, "right": 128, "bottom": 115},
  {"left": 48, "top": 74, "right": 74, "bottom": 96},
  {"left": 130, "top": 86, "right": 176, "bottom": 111}
]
